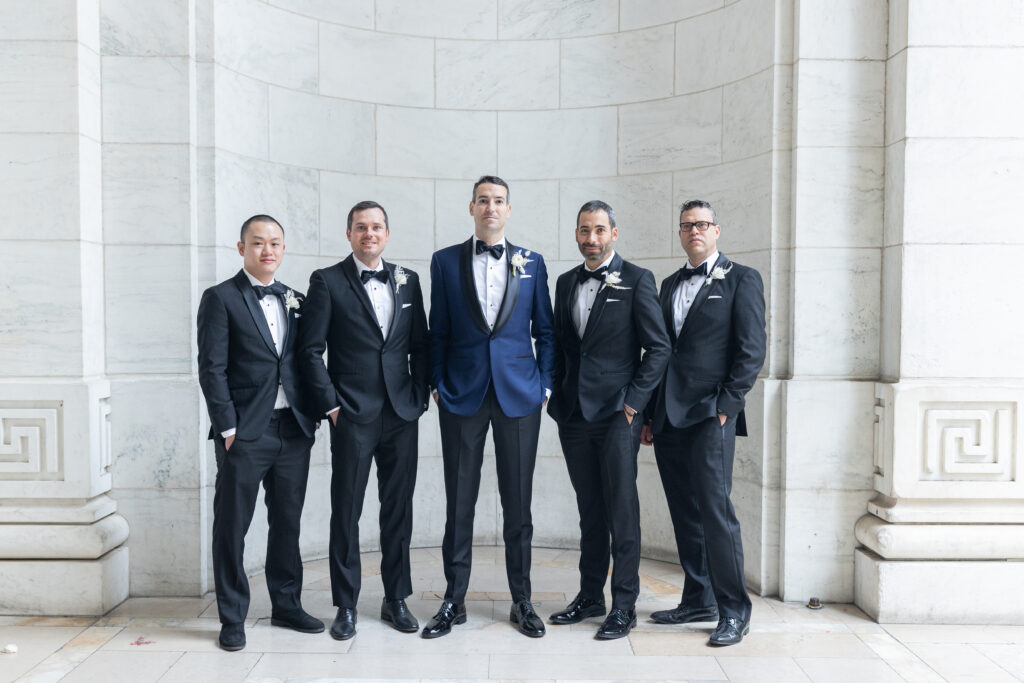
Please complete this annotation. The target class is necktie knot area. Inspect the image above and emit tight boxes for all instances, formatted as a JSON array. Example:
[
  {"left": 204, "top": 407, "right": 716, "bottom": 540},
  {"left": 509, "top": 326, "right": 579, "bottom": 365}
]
[
  {"left": 253, "top": 282, "right": 286, "bottom": 299},
  {"left": 360, "top": 269, "right": 389, "bottom": 284},
  {"left": 475, "top": 241, "right": 505, "bottom": 260}
]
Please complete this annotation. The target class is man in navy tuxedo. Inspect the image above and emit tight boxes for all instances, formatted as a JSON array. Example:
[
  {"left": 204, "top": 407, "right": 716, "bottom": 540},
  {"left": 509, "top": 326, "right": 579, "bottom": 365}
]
[
  {"left": 197, "top": 215, "right": 323, "bottom": 651},
  {"left": 642, "top": 199, "right": 767, "bottom": 646},
  {"left": 298, "top": 201, "right": 429, "bottom": 640},
  {"left": 423, "top": 175, "right": 555, "bottom": 639}
]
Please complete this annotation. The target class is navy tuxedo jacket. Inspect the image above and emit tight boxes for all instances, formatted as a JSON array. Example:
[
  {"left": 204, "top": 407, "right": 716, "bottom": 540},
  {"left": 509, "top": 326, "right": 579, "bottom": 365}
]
[
  {"left": 428, "top": 238, "right": 555, "bottom": 418},
  {"left": 648, "top": 253, "right": 767, "bottom": 437},
  {"left": 197, "top": 270, "right": 316, "bottom": 441},
  {"left": 297, "top": 255, "right": 429, "bottom": 424},
  {"left": 547, "top": 254, "right": 670, "bottom": 423}
]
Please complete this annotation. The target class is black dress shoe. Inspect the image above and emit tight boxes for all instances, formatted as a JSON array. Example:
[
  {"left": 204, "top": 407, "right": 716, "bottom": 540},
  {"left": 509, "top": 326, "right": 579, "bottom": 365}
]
[
  {"left": 549, "top": 593, "right": 607, "bottom": 625},
  {"left": 708, "top": 616, "right": 750, "bottom": 646},
  {"left": 421, "top": 601, "right": 466, "bottom": 639},
  {"left": 218, "top": 622, "right": 245, "bottom": 651},
  {"left": 509, "top": 600, "right": 546, "bottom": 638},
  {"left": 650, "top": 603, "right": 719, "bottom": 625},
  {"left": 381, "top": 597, "right": 419, "bottom": 633},
  {"left": 270, "top": 608, "right": 325, "bottom": 633},
  {"left": 330, "top": 607, "right": 357, "bottom": 640},
  {"left": 596, "top": 608, "right": 637, "bottom": 640}
]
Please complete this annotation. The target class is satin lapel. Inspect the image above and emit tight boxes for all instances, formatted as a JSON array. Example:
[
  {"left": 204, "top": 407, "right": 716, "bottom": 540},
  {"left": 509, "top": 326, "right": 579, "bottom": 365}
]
[
  {"left": 384, "top": 261, "right": 402, "bottom": 345},
  {"left": 459, "top": 238, "right": 491, "bottom": 335},
  {"left": 491, "top": 240, "right": 521, "bottom": 337},
  {"left": 342, "top": 255, "right": 384, "bottom": 340},
  {"left": 679, "top": 253, "right": 728, "bottom": 340},
  {"left": 234, "top": 271, "right": 279, "bottom": 357},
  {"left": 580, "top": 253, "right": 622, "bottom": 345},
  {"left": 662, "top": 270, "right": 680, "bottom": 346}
]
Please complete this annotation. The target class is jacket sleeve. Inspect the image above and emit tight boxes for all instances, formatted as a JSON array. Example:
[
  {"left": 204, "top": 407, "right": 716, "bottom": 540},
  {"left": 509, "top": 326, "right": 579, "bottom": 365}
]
[
  {"left": 530, "top": 255, "right": 556, "bottom": 392},
  {"left": 408, "top": 273, "right": 430, "bottom": 409},
  {"left": 624, "top": 269, "right": 671, "bottom": 413},
  {"left": 297, "top": 270, "right": 339, "bottom": 417},
  {"left": 717, "top": 267, "right": 767, "bottom": 418},
  {"left": 428, "top": 253, "right": 449, "bottom": 392},
  {"left": 197, "top": 287, "right": 235, "bottom": 435}
]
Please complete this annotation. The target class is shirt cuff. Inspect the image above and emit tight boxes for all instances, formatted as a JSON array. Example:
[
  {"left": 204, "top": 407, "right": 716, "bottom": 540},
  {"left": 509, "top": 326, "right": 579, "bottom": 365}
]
[
  {"left": 220, "top": 428, "right": 236, "bottom": 439},
  {"left": 544, "top": 388, "right": 551, "bottom": 399},
  {"left": 624, "top": 403, "right": 635, "bottom": 415},
  {"left": 326, "top": 407, "right": 340, "bottom": 417}
]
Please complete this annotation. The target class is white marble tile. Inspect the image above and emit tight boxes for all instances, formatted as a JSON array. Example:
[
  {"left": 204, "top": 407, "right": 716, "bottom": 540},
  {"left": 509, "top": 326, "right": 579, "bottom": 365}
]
[
  {"left": 100, "top": 0, "right": 188, "bottom": 56},
  {"left": 214, "top": 65, "right": 268, "bottom": 159},
  {"left": 792, "top": 147, "right": 884, "bottom": 249},
  {"left": 249, "top": 652, "right": 489, "bottom": 679},
  {"left": 795, "top": 657, "right": 904, "bottom": 683},
  {"left": 631, "top": 629, "right": 878, "bottom": 657},
  {"left": 268, "top": 87, "right": 374, "bottom": 173},
  {"left": 214, "top": 0, "right": 317, "bottom": 91},
  {"left": 498, "top": 0, "right": 618, "bottom": 39},
  {"left": 675, "top": 0, "right": 773, "bottom": 94},
  {"left": 794, "top": 59, "right": 885, "bottom": 148},
  {"left": 857, "top": 632, "right": 947, "bottom": 683},
  {"left": 0, "top": 133, "right": 80, "bottom": 241},
  {"left": 101, "top": 56, "right": 189, "bottom": 143},
  {"left": 884, "top": 50, "right": 907, "bottom": 146},
  {"left": 102, "top": 144, "right": 191, "bottom": 245},
  {"left": 723, "top": 68, "right": 774, "bottom": 162},
  {"left": 436, "top": 39, "right": 558, "bottom": 110},
  {"left": 499, "top": 108, "right": 617, "bottom": 180},
  {"left": 907, "top": 0, "right": 1024, "bottom": 47},
  {"left": 497, "top": 652, "right": 726, "bottom": 679},
  {"left": 0, "top": 625, "right": 88, "bottom": 683},
  {"left": 0, "top": 0, "right": 78, "bottom": 40},
  {"left": 319, "top": 24, "right": 433, "bottom": 107},
  {"left": 905, "top": 643, "right": 1018, "bottom": 682},
  {"left": 973, "top": 643, "right": 1024, "bottom": 680},
  {"left": 0, "top": 42, "right": 78, "bottom": 134},
  {"left": 719, "top": 656, "right": 813, "bottom": 682},
  {"left": 267, "top": 0, "right": 373, "bottom": 27},
  {"left": 158, "top": 651, "right": 261, "bottom": 683},
  {"left": 378, "top": 107, "right": 496, "bottom": 180},
  {"left": 14, "top": 625, "right": 123, "bottom": 683},
  {"left": 376, "top": 0, "right": 497, "bottom": 39},
  {"left": 619, "top": 91, "right": 721, "bottom": 174},
  {"left": 561, "top": 25, "right": 675, "bottom": 106},
  {"left": 621, "top": 0, "right": 724, "bottom": 30},
  {"left": 796, "top": 0, "right": 888, "bottom": 60},
  {"left": 60, "top": 650, "right": 182, "bottom": 682}
]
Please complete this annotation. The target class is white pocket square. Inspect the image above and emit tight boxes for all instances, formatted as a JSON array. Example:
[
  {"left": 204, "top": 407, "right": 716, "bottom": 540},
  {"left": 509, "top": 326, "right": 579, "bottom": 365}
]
[
  {"left": 520, "top": 274, "right": 532, "bottom": 279},
  {"left": 607, "top": 298, "right": 621, "bottom": 302},
  {"left": 402, "top": 303, "right": 412, "bottom": 308},
  {"left": 708, "top": 295, "right": 722, "bottom": 300}
]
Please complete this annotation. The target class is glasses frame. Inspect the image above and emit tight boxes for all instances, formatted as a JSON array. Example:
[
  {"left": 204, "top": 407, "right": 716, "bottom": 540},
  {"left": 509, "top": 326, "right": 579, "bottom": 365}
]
[{"left": 679, "top": 221, "right": 715, "bottom": 233}]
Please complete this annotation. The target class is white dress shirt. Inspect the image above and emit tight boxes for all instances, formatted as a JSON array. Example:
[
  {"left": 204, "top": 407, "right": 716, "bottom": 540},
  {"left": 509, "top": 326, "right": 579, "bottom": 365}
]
[
  {"left": 573, "top": 251, "right": 616, "bottom": 338},
  {"left": 473, "top": 236, "right": 508, "bottom": 329},
  {"left": 671, "top": 251, "right": 720, "bottom": 337},
  {"left": 353, "top": 257, "right": 395, "bottom": 341}
]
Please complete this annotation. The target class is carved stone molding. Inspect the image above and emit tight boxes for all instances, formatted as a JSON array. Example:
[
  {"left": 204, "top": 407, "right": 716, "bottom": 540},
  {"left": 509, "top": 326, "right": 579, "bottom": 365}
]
[{"left": 0, "top": 403, "right": 63, "bottom": 480}]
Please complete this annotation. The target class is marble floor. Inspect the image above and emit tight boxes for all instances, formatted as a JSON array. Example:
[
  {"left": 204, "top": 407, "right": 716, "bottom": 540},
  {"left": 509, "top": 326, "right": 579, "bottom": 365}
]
[{"left": 1, "top": 546, "right": 1022, "bottom": 682}]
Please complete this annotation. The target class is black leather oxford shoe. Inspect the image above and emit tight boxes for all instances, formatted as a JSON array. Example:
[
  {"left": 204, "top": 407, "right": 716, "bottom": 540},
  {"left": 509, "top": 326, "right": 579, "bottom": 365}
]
[
  {"left": 421, "top": 601, "right": 466, "bottom": 639},
  {"left": 549, "top": 593, "right": 607, "bottom": 625},
  {"left": 510, "top": 600, "right": 546, "bottom": 637},
  {"left": 330, "top": 607, "right": 357, "bottom": 640},
  {"left": 218, "top": 622, "right": 245, "bottom": 651},
  {"left": 596, "top": 608, "right": 637, "bottom": 639},
  {"left": 650, "top": 603, "right": 719, "bottom": 625},
  {"left": 381, "top": 597, "right": 419, "bottom": 633},
  {"left": 708, "top": 616, "right": 750, "bottom": 646},
  {"left": 270, "top": 608, "right": 325, "bottom": 633}
]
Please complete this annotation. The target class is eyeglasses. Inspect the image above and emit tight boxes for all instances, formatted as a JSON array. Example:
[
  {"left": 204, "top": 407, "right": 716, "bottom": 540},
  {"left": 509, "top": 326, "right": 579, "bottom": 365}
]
[{"left": 679, "top": 221, "right": 714, "bottom": 232}]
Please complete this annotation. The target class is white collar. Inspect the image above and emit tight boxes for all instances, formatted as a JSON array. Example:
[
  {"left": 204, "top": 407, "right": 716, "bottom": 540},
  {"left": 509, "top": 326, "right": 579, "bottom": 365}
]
[
  {"left": 243, "top": 268, "right": 276, "bottom": 287},
  {"left": 353, "top": 256, "right": 384, "bottom": 274}
]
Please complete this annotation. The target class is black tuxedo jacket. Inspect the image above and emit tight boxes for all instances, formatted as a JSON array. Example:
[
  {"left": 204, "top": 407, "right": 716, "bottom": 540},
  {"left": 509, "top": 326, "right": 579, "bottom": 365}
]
[
  {"left": 548, "top": 254, "right": 671, "bottom": 423},
  {"left": 197, "top": 270, "right": 316, "bottom": 441},
  {"left": 298, "top": 255, "right": 429, "bottom": 424},
  {"left": 648, "top": 253, "right": 766, "bottom": 436}
]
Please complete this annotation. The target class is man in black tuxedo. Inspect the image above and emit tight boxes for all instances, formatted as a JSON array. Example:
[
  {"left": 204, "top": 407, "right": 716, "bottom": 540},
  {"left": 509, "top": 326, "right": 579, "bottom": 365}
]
[
  {"left": 641, "top": 199, "right": 767, "bottom": 646},
  {"left": 547, "top": 200, "right": 670, "bottom": 639},
  {"left": 197, "top": 215, "right": 323, "bottom": 651},
  {"left": 298, "top": 200, "right": 429, "bottom": 641}
]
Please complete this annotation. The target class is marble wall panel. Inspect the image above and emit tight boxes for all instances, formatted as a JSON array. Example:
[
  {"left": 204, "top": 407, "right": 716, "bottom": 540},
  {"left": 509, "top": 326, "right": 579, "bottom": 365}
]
[
  {"left": 100, "top": 0, "right": 189, "bottom": 56},
  {"left": 795, "top": 0, "right": 888, "bottom": 60},
  {"left": 772, "top": 66, "right": 793, "bottom": 152},
  {"left": 907, "top": 0, "right": 1024, "bottom": 47},
  {"left": 499, "top": 108, "right": 617, "bottom": 180},
  {"left": 675, "top": 0, "right": 773, "bottom": 94},
  {"left": 792, "top": 147, "right": 884, "bottom": 249},
  {"left": 637, "top": 460, "right": 675, "bottom": 561},
  {"left": 102, "top": 144, "right": 191, "bottom": 245},
  {"left": 436, "top": 40, "right": 559, "bottom": 110},
  {"left": 194, "top": 0, "right": 214, "bottom": 61},
  {"left": 621, "top": 0, "right": 725, "bottom": 30},
  {"left": 319, "top": 24, "right": 433, "bottom": 107},
  {"left": 723, "top": 68, "right": 774, "bottom": 162},
  {"left": 77, "top": 42, "right": 102, "bottom": 141},
  {"left": 101, "top": 56, "right": 189, "bottom": 143},
  {"left": 267, "top": 0, "right": 373, "bottom": 27},
  {"left": 319, "top": 172, "right": 435, "bottom": 260},
  {"left": 884, "top": 50, "right": 907, "bottom": 146},
  {"left": 883, "top": 141, "right": 905, "bottom": 249},
  {"left": 619, "top": 91, "right": 721, "bottom": 174},
  {"left": 268, "top": 87, "right": 374, "bottom": 173},
  {"left": 0, "top": 42, "right": 78, "bottom": 133},
  {"left": 298, "top": 461, "right": 331, "bottom": 558},
  {"left": 411, "top": 452, "right": 451, "bottom": 548},
  {"left": 794, "top": 59, "right": 885, "bottom": 148},
  {"left": 271, "top": 253, "right": 338, "bottom": 295},
  {"left": 531, "top": 455, "right": 578, "bottom": 548},
  {"left": 104, "top": 244, "right": 193, "bottom": 374},
  {"left": 434, "top": 179, "right": 479, "bottom": 249},
  {"left": 498, "top": 0, "right": 619, "bottom": 39},
  {"left": 79, "top": 240, "right": 106, "bottom": 377},
  {"left": 499, "top": 180, "right": 561, "bottom": 259},
  {"left": 214, "top": 66, "right": 268, "bottom": 159},
  {"left": 888, "top": 0, "right": 908, "bottom": 57},
  {"left": 214, "top": 0, "right": 317, "bottom": 91},
  {"left": 561, "top": 25, "right": 675, "bottom": 106},
  {"left": 905, "top": 48, "right": 1024, "bottom": 139},
  {"left": 0, "top": 0, "right": 77, "bottom": 40},
  {"left": 0, "top": 133, "right": 80, "bottom": 241},
  {"left": 790, "top": 247, "right": 880, "bottom": 378},
  {"left": 378, "top": 107, "right": 496, "bottom": 180},
  {"left": 376, "top": 0, "right": 497, "bottom": 40},
  {"left": 879, "top": 245, "right": 902, "bottom": 381}
]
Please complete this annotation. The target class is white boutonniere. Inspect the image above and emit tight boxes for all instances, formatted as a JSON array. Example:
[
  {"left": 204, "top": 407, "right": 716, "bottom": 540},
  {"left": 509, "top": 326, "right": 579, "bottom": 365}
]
[
  {"left": 284, "top": 289, "right": 302, "bottom": 310},
  {"left": 600, "top": 270, "right": 631, "bottom": 293},
  {"left": 394, "top": 266, "right": 408, "bottom": 293},
  {"left": 704, "top": 265, "right": 732, "bottom": 287},
  {"left": 509, "top": 249, "right": 532, "bottom": 277}
]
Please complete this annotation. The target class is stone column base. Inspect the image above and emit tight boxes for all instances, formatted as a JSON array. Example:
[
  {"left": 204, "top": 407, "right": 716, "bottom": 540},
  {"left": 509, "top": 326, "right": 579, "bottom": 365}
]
[
  {"left": 854, "top": 548, "right": 1024, "bottom": 624},
  {"left": 0, "top": 546, "right": 129, "bottom": 615}
]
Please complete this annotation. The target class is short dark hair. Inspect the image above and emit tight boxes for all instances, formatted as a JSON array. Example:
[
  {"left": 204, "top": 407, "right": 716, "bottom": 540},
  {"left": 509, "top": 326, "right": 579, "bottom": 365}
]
[
  {"left": 576, "top": 199, "right": 616, "bottom": 228},
  {"left": 472, "top": 175, "right": 510, "bottom": 202},
  {"left": 679, "top": 199, "right": 717, "bottom": 224},
  {"left": 347, "top": 200, "right": 389, "bottom": 231},
  {"left": 240, "top": 214, "right": 283, "bottom": 242}
]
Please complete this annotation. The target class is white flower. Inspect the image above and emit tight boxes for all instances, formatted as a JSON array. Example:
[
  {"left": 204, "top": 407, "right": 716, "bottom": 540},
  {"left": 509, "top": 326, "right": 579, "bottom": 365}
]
[
  {"left": 704, "top": 265, "right": 732, "bottom": 287},
  {"left": 394, "top": 266, "right": 408, "bottom": 292},
  {"left": 600, "top": 270, "right": 631, "bottom": 292},
  {"left": 509, "top": 249, "right": 532, "bottom": 277},
  {"left": 284, "top": 289, "right": 302, "bottom": 310}
]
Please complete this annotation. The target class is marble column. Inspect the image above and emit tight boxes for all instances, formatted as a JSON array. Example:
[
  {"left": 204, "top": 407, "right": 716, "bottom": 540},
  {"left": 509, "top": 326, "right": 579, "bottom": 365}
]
[
  {"left": 854, "top": 0, "right": 1024, "bottom": 623},
  {"left": 0, "top": 0, "right": 128, "bottom": 614}
]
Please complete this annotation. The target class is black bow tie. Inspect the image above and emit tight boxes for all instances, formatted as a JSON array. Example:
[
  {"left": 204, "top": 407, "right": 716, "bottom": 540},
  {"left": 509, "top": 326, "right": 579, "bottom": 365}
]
[
  {"left": 577, "top": 266, "right": 608, "bottom": 283},
  {"left": 680, "top": 263, "right": 707, "bottom": 281},
  {"left": 253, "top": 282, "right": 286, "bottom": 300},
  {"left": 359, "top": 269, "right": 389, "bottom": 284},
  {"left": 475, "top": 240, "right": 505, "bottom": 259}
]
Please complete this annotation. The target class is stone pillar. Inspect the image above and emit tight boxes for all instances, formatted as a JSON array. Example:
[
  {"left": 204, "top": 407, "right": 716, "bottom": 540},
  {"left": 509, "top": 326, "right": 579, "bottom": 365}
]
[
  {"left": 0, "top": 0, "right": 128, "bottom": 614},
  {"left": 854, "top": 0, "right": 1024, "bottom": 623}
]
